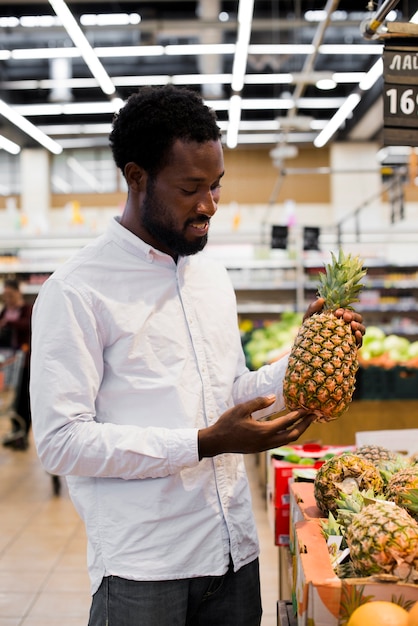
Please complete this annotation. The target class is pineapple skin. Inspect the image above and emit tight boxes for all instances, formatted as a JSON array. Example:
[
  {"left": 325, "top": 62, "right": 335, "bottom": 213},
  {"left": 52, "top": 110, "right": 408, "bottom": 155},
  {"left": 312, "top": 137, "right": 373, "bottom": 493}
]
[
  {"left": 345, "top": 500, "right": 418, "bottom": 583},
  {"left": 385, "top": 466, "right": 418, "bottom": 520},
  {"left": 283, "top": 311, "right": 359, "bottom": 422},
  {"left": 355, "top": 444, "right": 400, "bottom": 465},
  {"left": 314, "top": 453, "right": 384, "bottom": 516}
]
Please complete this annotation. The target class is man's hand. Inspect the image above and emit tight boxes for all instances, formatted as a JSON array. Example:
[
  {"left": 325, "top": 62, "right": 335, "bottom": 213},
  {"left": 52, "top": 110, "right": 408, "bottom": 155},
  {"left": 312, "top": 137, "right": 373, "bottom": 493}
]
[
  {"left": 304, "top": 297, "right": 365, "bottom": 347},
  {"left": 198, "top": 395, "right": 315, "bottom": 459}
]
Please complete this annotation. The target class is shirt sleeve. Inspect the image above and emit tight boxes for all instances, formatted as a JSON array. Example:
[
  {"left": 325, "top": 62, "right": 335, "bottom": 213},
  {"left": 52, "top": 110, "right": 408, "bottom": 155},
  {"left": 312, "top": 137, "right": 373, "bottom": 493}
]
[
  {"left": 30, "top": 278, "right": 200, "bottom": 479},
  {"left": 231, "top": 351, "right": 290, "bottom": 419}
]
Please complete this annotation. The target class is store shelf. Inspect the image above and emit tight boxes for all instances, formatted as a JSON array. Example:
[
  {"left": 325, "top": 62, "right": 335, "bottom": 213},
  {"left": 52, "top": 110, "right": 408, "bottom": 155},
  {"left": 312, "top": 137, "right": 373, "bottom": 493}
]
[{"left": 1, "top": 237, "right": 418, "bottom": 332}]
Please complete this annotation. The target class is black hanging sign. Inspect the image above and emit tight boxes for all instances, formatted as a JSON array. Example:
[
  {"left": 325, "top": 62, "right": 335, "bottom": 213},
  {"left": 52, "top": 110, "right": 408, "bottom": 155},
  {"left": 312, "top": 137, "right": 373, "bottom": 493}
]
[
  {"left": 383, "top": 26, "right": 418, "bottom": 147},
  {"left": 271, "top": 225, "right": 288, "bottom": 249}
]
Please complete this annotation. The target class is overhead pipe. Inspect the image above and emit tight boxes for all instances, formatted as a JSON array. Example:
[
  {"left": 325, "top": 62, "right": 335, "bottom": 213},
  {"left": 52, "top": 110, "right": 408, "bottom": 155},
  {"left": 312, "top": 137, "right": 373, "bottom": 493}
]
[{"left": 361, "top": 0, "right": 401, "bottom": 40}]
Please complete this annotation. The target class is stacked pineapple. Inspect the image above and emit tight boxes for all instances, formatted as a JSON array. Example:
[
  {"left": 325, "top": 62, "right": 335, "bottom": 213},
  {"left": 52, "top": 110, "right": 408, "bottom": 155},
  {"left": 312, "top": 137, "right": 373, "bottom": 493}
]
[
  {"left": 283, "top": 249, "right": 366, "bottom": 422},
  {"left": 316, "top": 446, "right": 418, "bottom": 583}
]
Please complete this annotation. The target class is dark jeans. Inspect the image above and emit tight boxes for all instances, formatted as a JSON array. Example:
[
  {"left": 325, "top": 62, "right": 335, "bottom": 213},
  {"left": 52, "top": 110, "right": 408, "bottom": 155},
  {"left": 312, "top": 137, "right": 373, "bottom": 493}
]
[{"left": 88, "top": 558, "right": 262, "bottom": 626}]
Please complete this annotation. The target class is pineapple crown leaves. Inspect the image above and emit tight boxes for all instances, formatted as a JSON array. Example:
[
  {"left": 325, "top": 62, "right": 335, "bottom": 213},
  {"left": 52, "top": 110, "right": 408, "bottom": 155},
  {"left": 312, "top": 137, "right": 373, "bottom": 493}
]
[
  {"left": 321, "top": 511, "right": 344, "bottom": 537},
  {"left": 398, "top": 488, "right": 418, "bottom": 513},
  {"left": 335, "top": 488, "right": 381, "bottom": 528},
  {"left": 379, "top": 457, "right": 411, "bottom": 483},
  {"left": 317, "top": 249, "right": 367, "bottom": 310}
]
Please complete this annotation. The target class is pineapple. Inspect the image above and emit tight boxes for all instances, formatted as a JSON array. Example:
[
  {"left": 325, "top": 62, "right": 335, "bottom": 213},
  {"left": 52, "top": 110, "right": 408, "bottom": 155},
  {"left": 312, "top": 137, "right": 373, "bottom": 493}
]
[
  {"left": 355, "top": 444, "right": 400, "bottom": 465},
  {"left": 283, "top": 249, "right": 366, "bottom": 422},
  {"left": 345, "top": 500, "right": 418, "bottom": 583},
  {"left": 314, "top": 453, "right": 384, "bottom": 516},
  {"left": 355, "top": 444, "right": 410, "bottom": 486},
  {"left": 385, "top": 466, "right": 418, "bottom": 520}
]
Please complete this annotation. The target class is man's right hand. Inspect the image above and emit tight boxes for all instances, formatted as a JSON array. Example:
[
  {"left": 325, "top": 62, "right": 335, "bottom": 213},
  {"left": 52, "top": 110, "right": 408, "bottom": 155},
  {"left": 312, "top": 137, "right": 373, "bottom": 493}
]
[{"left": 198, "top": 395, "right": 315, "bottom": 459}]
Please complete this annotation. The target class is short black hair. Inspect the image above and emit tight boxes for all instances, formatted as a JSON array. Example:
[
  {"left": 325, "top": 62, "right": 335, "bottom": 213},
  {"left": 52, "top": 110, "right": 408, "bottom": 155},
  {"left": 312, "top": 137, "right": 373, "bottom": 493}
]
[
  {"left": 4, "top": 278, "right": 20, "bottom": 291},
  {"left": 109, "top": 85, "right": 221, "bottom": 179}
]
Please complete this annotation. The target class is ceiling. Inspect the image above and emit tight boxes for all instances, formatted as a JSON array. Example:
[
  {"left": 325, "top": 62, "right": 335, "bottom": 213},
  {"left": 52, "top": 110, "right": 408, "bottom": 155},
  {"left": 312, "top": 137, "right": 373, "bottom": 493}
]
[{"left": 0, "top": 0, "right": 416, "bottom": 156}]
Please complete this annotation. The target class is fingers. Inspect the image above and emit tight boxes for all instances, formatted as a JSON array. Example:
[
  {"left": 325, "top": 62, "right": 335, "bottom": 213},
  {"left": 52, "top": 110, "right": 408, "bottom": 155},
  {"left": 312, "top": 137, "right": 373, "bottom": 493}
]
[
  {"left": 280, "top": 413, "right": 316, "bottom": 443},
  {"left": 246, "top": 394, "right": 276, "bottom": 417},
  {"left": 303, "top": 297, "right": 324, "bottom": 321}
]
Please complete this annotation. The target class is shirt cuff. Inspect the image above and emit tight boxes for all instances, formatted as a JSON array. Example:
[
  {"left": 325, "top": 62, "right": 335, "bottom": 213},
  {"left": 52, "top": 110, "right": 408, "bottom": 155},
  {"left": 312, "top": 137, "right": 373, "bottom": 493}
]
[{"left": 167, "top": 428, "right": 200, "bottom": 472}]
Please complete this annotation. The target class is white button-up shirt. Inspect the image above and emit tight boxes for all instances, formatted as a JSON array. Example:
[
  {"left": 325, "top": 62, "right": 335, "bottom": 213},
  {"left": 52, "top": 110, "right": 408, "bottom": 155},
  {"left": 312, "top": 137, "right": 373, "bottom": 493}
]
[{"left": 30, "top": 217, "right": 288, "bottom": 594}]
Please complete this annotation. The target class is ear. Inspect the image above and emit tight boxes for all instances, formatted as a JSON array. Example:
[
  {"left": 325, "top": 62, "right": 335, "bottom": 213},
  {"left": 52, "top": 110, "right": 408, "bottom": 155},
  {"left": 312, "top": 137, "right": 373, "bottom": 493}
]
[{"left": 124, "top": 162, "right": 147, "bottom": 192}]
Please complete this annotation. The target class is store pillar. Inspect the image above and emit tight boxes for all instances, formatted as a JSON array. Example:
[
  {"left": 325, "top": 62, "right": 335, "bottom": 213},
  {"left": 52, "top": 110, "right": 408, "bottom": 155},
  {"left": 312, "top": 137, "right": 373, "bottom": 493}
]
[
  {"left": 20, "top": 148, "right": 51, "bottom": 232},
  {"left": 330, "top": 142, "right": 382, "bottom": 231}
]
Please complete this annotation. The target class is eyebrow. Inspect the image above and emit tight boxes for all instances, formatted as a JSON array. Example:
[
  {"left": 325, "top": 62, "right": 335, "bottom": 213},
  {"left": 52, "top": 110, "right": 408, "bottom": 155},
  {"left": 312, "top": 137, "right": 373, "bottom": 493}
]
[{"left": 181, "top": 171, "right": 225, "bottom": 183}]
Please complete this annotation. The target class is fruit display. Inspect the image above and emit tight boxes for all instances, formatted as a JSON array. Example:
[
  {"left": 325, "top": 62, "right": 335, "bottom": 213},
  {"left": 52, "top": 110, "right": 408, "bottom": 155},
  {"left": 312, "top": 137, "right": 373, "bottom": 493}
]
[
  {"left": 313, "top": 444, "right": 418, "bottom": 589},
  {"left": 385, "top": 466, "right": 418, "bottom": 520},
  {"left": 347, "top": 601, "right": 409, "bottom": 626},
  {"left": 359, "top": 326, "right": 418, "bottom": 367},
  {"left": 283, "top": 249, "right": 366, "bottom": 422},
  {"left": 313, "top": 453, "right": 384, "bottom": 515},
  {"left": 345, "top": 500, "right": 418, "bottom": 583},
  {"left": 240, "top": 311, "right": 302, "bottom": 370}
]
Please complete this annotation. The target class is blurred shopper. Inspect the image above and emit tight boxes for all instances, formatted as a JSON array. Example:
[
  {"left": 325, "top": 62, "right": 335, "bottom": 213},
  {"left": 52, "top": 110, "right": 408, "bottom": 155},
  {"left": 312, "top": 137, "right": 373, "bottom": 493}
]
[{"left": 0, "top": 278, "right": 32, "bottom": 450}]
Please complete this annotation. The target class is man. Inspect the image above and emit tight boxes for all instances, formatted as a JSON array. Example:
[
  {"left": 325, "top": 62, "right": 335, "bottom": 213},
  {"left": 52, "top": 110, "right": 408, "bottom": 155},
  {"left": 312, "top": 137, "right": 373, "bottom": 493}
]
[{"left": 30, "top": 85, "right": 364, "bottom": 626}]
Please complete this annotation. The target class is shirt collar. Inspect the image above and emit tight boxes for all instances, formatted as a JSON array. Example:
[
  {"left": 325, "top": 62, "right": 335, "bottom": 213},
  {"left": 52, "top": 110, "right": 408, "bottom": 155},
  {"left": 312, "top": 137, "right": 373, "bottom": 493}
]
[{"left": 108, "top": 216, "right": 178, "bottom": 267}]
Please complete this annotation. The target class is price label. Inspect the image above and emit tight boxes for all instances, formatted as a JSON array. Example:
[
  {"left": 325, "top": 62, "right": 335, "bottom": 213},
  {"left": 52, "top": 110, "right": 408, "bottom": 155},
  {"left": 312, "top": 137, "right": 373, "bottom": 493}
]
[
  {"left": 385, "top": 86, "right": 418, "bottom": 122},
  {"left": 383, "top": 40, "right": 418, "bottom": 146}
]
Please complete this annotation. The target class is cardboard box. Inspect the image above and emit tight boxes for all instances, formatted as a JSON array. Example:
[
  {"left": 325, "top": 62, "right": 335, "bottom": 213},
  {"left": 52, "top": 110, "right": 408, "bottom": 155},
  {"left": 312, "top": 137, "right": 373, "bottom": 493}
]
[
  {"left": 289, "top": 482, "right": 324, "bottom": 553},
  {"left": 292, "top": 505, "right": 418, "bottom": 625},
  {"left": 355, "top": 429, "right": 418, "bottom": 457}
]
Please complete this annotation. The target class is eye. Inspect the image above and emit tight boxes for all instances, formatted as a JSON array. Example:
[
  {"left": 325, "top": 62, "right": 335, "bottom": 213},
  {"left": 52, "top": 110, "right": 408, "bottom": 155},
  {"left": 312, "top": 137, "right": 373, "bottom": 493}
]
[{"left": 180, "top": 188, "right": 198, "bottom": 195}]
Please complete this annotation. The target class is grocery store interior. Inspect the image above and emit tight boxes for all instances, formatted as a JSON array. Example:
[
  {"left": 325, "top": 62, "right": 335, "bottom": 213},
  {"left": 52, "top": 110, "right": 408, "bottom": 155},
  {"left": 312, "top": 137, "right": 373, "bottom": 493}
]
[{"left": 1, "top": 1, "right": 418, "bottom": 625}]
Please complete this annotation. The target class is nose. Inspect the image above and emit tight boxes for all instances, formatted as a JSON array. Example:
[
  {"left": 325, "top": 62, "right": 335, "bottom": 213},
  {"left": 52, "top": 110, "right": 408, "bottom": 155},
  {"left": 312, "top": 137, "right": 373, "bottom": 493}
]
[{"left": 196, "top": 190, "right": 218, "bottom": 217}]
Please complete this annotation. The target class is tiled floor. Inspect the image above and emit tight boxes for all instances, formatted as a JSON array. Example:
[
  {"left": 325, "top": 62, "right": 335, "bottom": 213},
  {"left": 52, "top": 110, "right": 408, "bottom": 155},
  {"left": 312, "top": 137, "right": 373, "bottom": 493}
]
[{"left": 0, "top": 421, "right": 279, "bottom": 626}]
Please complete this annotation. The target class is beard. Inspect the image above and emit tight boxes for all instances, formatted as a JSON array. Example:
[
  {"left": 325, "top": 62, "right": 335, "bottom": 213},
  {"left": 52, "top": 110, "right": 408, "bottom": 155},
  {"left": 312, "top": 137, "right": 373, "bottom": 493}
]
[{"left": 141, "top": 179, "right": 208, "bottom": 257}]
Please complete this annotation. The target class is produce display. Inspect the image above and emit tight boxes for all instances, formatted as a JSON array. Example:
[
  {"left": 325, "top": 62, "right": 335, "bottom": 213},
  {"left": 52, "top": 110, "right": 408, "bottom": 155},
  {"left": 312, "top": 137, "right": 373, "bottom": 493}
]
[
  {"left": 359, "top": 326, "right": 418, "bottom": 367},
  {"left": 240, "top": 311, "right": 303, "bottom": 370},
  {"left": 315, "top": 445, "right": 418, "bottom": 585},
  {"left": 283, "top": 249, "right": 366, "bottom": 421},
  {"left": 346, "top": 601, "right": 410, "bottom": 626},
  {"left": 313, "top": 453, "right": 384, "bottom": 516},
  {"left": 345, "top": 500, "right": 418, "bottom": 582}
]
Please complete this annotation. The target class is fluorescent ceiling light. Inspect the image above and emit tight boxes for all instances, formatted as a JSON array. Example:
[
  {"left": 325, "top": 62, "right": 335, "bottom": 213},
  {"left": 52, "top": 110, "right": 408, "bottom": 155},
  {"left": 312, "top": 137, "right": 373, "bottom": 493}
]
[
  {"left": 0, "top": 17, "right": 19, "bottom": 28},
  {"left": 13, "top": 97, "right": 346, "bottom": 118},
  {"left": 39, "top": 123, "right": 112, "bottom": 135},
  {"left": 172, "top": 74, "right": 232, "bottom": 85},
  {"left": 0, "top": 99, "right": 63, "bottom": 154},
  {"left": 165, "top": 44, "right": 235, "bottom": 55},
  {"left": 319, "top": 44, "right": 383, "bottom": 55},
  {"left": 236, "top": 133, "right": 281, "bottom": 144},
  {"left": 96, "top": 46, "right": 164, "bottom": 58},
  {"left": 314, "top": 93, "right": 361, "bottom": 148},
  {"left": 0, "top": 134, "right": 21, "bottom": 155},
  {"left": 226, "top": 95, "right": 242, "bottom": 149},
  {"left": 11, "top": 48, "right": 80, "bottom": 60},
  {"left": 248, "top": 44, "right": 314, "bottom": 55},
  {"left": 244, "top": 74, "right": 293, "bottom": 84},
  {"left": 20, "top": 15, "right": 57, "bottom": 27},
  {"left": 316, "top": 78, "right": 337, "bottom": 90},
  {"left": 13, "top": 101, "right": 121, "bottom": 116},
  {"left": 359, "top": 58, "right": 383, "bottom": 90},
  {"left": 80, "top": 13, "right": 141, "bottom": 26},
  {"left": 48, "top": 0, "right": 116, "bottom": 96},
  {"left": 231, "top": 0, "right": 254, "bottom": 92}
]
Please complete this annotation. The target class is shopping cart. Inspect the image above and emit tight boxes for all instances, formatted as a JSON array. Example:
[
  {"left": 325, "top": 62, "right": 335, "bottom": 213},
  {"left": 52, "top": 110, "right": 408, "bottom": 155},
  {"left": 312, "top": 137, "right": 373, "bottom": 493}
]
[{"left": 0, "top": 348, "right": 25, "bottom": 431}]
